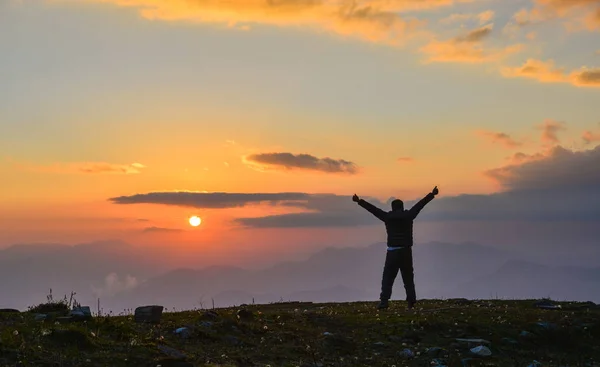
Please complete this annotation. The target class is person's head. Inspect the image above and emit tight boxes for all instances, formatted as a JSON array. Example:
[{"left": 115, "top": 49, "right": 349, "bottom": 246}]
[{"left": 391, "top": 199, "right": 404, "bottom": 211}]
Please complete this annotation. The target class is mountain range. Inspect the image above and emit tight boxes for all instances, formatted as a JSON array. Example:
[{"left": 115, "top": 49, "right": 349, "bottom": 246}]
[{"left": 1, "top": 240, "right": 598, "bottom": 312}]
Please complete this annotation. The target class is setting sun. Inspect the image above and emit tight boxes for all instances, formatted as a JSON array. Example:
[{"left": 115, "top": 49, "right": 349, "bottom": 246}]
[{"left": 189, "top": 216, "right": 202, "bottom": 227}]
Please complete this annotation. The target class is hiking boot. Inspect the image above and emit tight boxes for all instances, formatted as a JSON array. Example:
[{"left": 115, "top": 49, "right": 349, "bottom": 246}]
[{"left": 377, "top": 300, "right": 389, "bottom": 310}]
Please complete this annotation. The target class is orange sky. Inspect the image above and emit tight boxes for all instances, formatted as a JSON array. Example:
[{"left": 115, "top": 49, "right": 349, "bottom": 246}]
[{"left": 1, "top": 0, "right": 599, "bottom": 254}]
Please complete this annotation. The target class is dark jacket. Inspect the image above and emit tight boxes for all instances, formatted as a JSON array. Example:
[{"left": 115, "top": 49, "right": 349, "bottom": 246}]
[{"left": 358, "top": 193, "right": 435, "bottom": 247}]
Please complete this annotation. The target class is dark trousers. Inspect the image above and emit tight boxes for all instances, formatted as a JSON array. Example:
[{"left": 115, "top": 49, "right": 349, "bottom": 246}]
[{"left": 380, "top": 247, "right": 416, "bottom": 303}]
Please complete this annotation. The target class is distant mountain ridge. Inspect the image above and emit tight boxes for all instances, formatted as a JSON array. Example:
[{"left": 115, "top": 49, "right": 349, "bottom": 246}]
[{"left": 1, "top": 240, "right": 599, "bottom": 312}]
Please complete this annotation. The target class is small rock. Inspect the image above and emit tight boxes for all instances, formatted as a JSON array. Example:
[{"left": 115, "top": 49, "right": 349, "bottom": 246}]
[
  {"left": 373, "top": 341, "right": 385, "bottom": 347},
  {"left": 527, "top": 361, "right": 542, "bottom": 367},
  {"left": 134, "top": 305, "right": 164, "bottom": 324},
  {"left": 431, "top": 358, "right": 448, "bottom": 367},
  {"left": 470, "top": 345, "right": 492, "bottom": 356},
  {"left": 158, "top": 345, "right": 187, "bottom": 360},
  {"left": 502, "top": 337, "right": 518, "bottom": 345},
  {"left": 323, "top": 332, "right": 333, "bottom": 336},
  {"left": 199, "top": 321, "right": 213, "bottom": 328}
]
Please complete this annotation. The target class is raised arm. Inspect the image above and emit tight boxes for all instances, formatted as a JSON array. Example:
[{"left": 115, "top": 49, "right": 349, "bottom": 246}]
[
  {"left": 353, "top": 194, "right": 387, "bottom": 221},
  {"left": 408, "top": 186, "right": 438, "bottom": 219}
]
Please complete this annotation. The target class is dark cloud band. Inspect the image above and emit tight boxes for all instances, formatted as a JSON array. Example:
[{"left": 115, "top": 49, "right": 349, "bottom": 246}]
[{"left": 245, "top": 152, "right": 358, "bottom": 174}]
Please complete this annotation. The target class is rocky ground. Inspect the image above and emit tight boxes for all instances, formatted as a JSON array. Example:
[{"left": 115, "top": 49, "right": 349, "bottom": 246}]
[{"left": 1, "top": 298, "right": 599, "bottom": 366}]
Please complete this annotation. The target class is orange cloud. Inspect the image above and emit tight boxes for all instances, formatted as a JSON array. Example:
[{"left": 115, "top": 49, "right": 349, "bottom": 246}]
[
  {"left": 537, "top": 0, "right": 600, "bottom": 12},
  {"left": 584, "top": 7, "right": 600, "bottom": 30},
  {"left": 583, "top": 130, "right": 600, "bottom": 144},
  {"left": 57, "top": 0, "right": 478, "bottom": 47},
  {"left": 18, "top": 162, "right": 146, "bottom": 174},
  {"left": 505, "top": 151, "right": 546, "bottom": 165},
  {"left": 501, "top": 59, "right": 600, "bottom": 87},
  {"left": 420, "top": 24, "right": 524, "bottom": 63},
  {"left": 477, "top": 130, "right": 522, "bottom": 149},
  {"left": 509, "top": 0, "right": 600, "bottom": 32},
  {"left": 397, "top": 156, "right": 414, "bottom": 163},
  {"left": 441, "top": 10, "right": 495, "bottom": 25},
  {"left": 538, "top": 119, "right": 566, "bottom": 146}
]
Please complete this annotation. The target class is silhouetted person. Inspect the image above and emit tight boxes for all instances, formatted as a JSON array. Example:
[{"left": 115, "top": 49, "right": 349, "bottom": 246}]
[{"left": 353, "top": 186, "right": 439, "bottom": 310}]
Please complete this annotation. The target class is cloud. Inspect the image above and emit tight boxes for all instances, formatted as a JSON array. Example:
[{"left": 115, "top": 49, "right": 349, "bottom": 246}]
[
  {"left": 109, "top": 191, "right": 312, "bottom": 208},
  {"left": 573, "top": 68, "right": 600, "bottom": 86},
  {"left": 508, "top": 0, "right": 600, "bottom": 32},
  {"left": 501, "top": 59, "right": 567, "bottom": 82},
  {"left": 501, "top": 59, "right": 600, "bottom": 87},
  {"left": 76, "top": 162, "right": 145, "bottom": 174},
  {"left": 455, "top": 24, "right": 493, "bottom": 42},
  {"left": 91, "top": 273, "right": 139, "bottom": 298},
  {"left": 582, "top": 130, "right": 600, "bottom": 144},
  {"left": 66, "top": 0, "right": 481, "bottom": 47},
  {"left": 421, "top": 144, "right": 600, "bottom": 222},
  {"left": 484, "top": 145, "right": 600, "bottom": 192},
  {"left": 110, "top": 141, "right": 600, "bottom": 227},
  {"left": 538, "top": 119, "right": 566, "bottom": 145},
  {"left": 420, "top": 24, "right": 524, "bottom": 63},
  {"left": 243, "top": 152, "right": 358, "bottom": 174},
  {"left": 584, "top": 7, "right": 600, "bottom": 30},
  {"left": 397, "top": 156, "right": 414, "bottom": 163},
  {"left": 476, "top": 130, "right": 522, "bottom": 148},
  {"left": 17, "top": 161, "right": 146, "bottom": 174},
  {"left": 234, "top": 212, "right": 376, "bottom": 228},
  {"left": 234, "top": 193, "right": 391, "bottom": 227},
  {"left": 505, "top": 151, "right": 546, "bottom": 165},
  {"left": 236, "top": 143, "right": 600, "bottom": 226},
  {"left": 440, "top": 10, "right": 495, "bottom": 25},
  {"left": 142, "top": 226, "right": 184, "bottom": 233}
]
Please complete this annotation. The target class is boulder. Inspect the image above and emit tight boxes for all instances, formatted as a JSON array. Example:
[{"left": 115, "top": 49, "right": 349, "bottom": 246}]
[{"left": 134, "top": 305, "right": 164, "bottom": 324}]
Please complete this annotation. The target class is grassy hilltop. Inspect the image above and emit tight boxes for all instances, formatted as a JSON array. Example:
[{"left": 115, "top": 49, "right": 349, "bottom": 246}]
[{"left": 1, "top": 298, "right": 599, "bottom": 367}]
